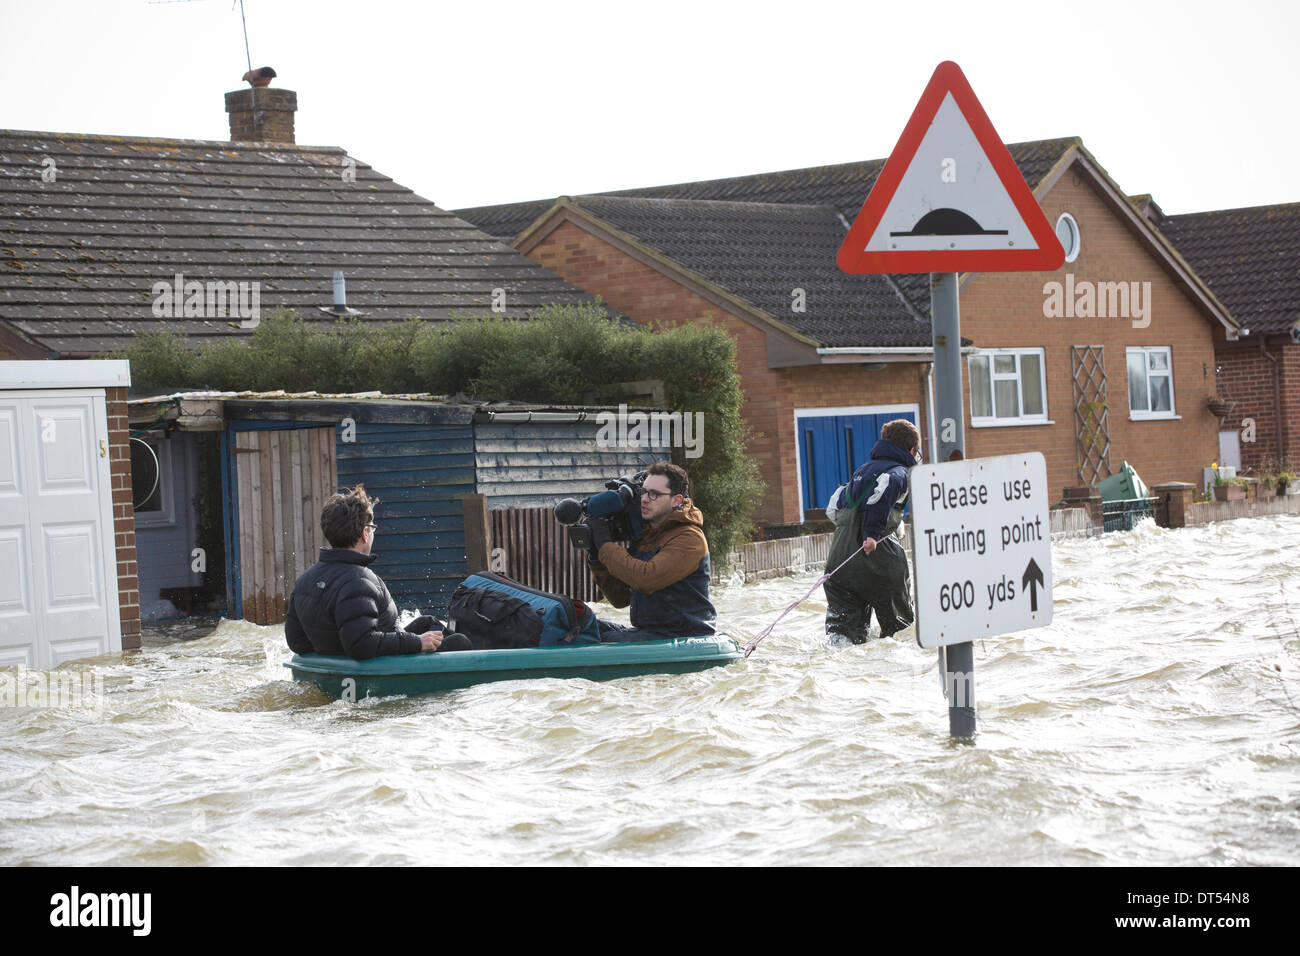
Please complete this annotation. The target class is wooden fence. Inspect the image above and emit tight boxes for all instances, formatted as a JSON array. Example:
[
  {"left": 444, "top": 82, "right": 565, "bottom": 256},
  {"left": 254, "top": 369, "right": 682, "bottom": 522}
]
[
  {"left": 234, "top": 426, "right": 337, "bottom": 625},
  {"left": 487, "top": 505, "right": 602, "bottom": 602}
]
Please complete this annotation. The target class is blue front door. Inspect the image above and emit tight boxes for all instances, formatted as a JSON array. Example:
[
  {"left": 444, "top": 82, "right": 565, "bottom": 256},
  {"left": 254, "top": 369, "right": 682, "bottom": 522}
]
[{"left": 798, "top": 411, "right": 917, "bottom": 512}]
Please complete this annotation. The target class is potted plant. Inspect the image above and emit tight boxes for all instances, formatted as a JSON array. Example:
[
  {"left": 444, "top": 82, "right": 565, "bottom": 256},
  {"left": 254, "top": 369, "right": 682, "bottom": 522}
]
[
  {"left": 1207, "top": 395, "right": 1237, "bottom": 419},
  {"left": 1280, "top": 473, "right": 1300, "bottom": 497},
  {"left": 1213, "top": 474, "right": 1246, "bottom": 502}
]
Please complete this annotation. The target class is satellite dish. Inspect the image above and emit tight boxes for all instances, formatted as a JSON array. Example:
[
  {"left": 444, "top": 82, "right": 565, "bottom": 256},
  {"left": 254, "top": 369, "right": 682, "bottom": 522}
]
[{"left": 130, "top": 437, "right": 161, "bottom": 510}]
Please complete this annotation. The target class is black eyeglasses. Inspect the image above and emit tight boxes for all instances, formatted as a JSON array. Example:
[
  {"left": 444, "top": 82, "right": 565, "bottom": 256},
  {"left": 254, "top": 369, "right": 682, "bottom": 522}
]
[
  {"left": 643, "top": 489, "right": 674, "bottom": 502},
  {"left": 365, "top": 523, "right": 377, "bottom": 533}
]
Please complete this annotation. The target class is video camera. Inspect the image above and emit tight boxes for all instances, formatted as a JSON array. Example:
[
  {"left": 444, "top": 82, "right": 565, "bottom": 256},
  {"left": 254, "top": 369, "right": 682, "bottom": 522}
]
[{"left": 554, "top": 472, "right": 647, "bottom": 553}]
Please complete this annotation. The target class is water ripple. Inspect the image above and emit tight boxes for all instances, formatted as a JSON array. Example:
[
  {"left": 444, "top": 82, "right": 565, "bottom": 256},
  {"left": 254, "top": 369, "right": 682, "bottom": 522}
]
[{"left": 1, "top": 516, "right": 1298, "bottom": 864}]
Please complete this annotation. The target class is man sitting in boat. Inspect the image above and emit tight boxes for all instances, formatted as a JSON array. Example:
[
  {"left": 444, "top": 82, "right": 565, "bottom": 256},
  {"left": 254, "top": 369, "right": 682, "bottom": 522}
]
[
  {"left": 587, "top": 461, "right": 717, "bottom": 641},
  {"left": 285, "top": 485, "right": 471, "bottom": 659}
]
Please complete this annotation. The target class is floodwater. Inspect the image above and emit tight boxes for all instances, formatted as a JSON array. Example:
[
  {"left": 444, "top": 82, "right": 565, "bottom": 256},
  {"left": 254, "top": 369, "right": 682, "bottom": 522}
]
[{"left": 2, "top": 516, "right": 1297, "bottom": 866}]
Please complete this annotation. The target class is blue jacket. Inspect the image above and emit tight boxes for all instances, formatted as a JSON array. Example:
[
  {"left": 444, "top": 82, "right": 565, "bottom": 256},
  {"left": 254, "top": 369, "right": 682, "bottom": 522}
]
[{"left": 844, "top": 439, "right": 916, "bottom": 541}]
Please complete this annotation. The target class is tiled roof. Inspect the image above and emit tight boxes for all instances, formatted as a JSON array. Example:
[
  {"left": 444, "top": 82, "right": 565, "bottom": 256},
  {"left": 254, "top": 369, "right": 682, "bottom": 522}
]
[
  {"left": 456, "top": 138, "right": 1078, "bottom": 241},
  {"left": 454, "top": 138, "right": 1079, "bottom": 339},
  {"left": 567, "top": 196, "right": 931, "bottom": 347},
  {"left": 0, "top": 130, "right": 600, "bottom": 355},
  {"left": 1160, "top": 203, "right": 1300, "bottom": 335}
]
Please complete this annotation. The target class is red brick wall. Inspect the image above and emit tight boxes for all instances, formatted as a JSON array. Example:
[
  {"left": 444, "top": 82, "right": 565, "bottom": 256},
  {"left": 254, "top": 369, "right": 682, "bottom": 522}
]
[
  {"left": 1285, "top": 343, "right": 1300, "bottom": 472},
  {"left": 106, "top": 386, "right": 140, "bottom": 650},
  {"left": 1222, "top": 338, "right": 1300, "bottom": 475},
  {"left": 525, "top": 221, "right": 929, "bottom": 525},
  {"left": 1212, "top": 340, "right": 1286, "bottom": 473},
  {"left": 958, "top": 170, "right": 1222, "bottom": 498}
]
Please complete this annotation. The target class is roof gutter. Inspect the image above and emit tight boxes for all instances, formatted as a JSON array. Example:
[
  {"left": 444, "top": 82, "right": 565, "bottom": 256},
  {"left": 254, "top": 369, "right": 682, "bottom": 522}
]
[
  {"left": 475, "top": 410, "right": 600, "bottom": 424},
  {"left": 1260, "top": 337, "right": 1287, "bottom": 466},
  {"left": 817, "top": 346, "right": 973, "bottom": 359}
]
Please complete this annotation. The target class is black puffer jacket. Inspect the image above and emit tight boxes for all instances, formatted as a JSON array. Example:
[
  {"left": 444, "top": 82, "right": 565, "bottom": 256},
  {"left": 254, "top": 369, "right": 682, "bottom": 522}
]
[{"left": 284, "top": 548, "right": 420, "bottom": 659}]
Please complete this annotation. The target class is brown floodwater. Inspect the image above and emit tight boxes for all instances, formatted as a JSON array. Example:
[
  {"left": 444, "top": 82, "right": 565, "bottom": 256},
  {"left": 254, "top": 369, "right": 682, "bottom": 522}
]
[{"left": 2, "top": 516, "right": 1298, "bottom": 865}]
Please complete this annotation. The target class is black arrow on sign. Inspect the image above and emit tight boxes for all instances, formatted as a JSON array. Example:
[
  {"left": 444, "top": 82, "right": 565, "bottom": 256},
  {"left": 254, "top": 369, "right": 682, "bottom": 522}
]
[{"left": 1022, "top": 558, "right": 1044, "bottom": 612}]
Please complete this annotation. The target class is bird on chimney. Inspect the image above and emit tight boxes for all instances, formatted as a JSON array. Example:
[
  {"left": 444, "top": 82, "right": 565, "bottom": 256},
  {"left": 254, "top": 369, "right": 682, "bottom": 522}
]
[{"left": 242, "top": 67, "right": 277, "bottom": 88}]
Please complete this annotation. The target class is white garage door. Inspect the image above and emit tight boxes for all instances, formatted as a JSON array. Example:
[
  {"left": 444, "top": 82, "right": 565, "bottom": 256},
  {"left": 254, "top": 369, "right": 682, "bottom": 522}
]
[{"left": 0, "top": 389, "right": 121, "bottom": 668}]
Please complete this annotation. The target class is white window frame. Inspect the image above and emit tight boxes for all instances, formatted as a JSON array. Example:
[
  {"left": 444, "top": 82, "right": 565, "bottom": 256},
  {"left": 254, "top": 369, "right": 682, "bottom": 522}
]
[
  {"left": 1056, "top": 213, "right": 1081, "bottom": 263},
  {"left": 1125, "top": 346, "right": 1178, "bottom": 420},
  {"left": 131, "top": 433, "right": 177, "bottom": 528},
  {"left": 968, "top": 348, "right": 1050, "bottom": 427}
]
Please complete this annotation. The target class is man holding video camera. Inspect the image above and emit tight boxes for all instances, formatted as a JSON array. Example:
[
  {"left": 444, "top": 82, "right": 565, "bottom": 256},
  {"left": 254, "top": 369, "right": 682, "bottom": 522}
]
[{"left": 587, "top": 461, "right": 716, "bottom": 641}]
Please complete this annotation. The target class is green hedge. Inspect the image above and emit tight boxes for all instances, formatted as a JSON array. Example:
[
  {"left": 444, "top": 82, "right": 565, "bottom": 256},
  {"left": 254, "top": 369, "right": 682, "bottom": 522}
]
[{"left": 115, "top": 305, "right": 764, "bottom": 560}]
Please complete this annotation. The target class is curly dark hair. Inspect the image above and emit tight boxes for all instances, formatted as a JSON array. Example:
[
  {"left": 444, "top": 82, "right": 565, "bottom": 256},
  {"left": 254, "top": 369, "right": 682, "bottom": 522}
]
[
  {"left": 881, "top": 419, "right": 921, "bottom": 453},
  {"left": 321, "top": 485, "right": 376, "bottom": 548},
  {"left": 646, "top": 460, "right": 690, "bottom": 498}
]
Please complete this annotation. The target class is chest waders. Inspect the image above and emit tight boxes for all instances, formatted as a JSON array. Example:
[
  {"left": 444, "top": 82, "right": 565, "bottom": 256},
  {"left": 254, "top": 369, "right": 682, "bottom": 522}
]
[{"left": 823, "top": 490, "right": 914, "bottom": 643}]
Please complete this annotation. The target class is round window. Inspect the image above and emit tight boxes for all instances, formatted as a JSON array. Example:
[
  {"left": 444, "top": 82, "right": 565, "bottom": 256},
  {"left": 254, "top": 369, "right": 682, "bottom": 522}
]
[{"left": 1056, "top": 213, "right": 1081, "bottom": 263}]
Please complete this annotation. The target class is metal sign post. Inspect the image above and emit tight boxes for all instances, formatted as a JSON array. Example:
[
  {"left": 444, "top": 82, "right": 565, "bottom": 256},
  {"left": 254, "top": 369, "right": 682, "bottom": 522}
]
[
  {"left": 929, "top": 272, "right": 975, "bottom": 738},
  {"left": 909, "top": 448, "right": 1054, "bottom": 739}
]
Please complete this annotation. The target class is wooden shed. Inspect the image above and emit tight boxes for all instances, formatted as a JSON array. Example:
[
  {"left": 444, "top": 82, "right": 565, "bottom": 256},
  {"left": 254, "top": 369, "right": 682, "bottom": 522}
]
[{"left": 128, "top": 392, "right": 670, "bottom": 624}]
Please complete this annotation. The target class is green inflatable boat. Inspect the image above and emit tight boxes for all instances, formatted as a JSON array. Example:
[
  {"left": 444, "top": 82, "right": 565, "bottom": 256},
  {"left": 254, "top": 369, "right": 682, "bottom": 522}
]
[{"left": 286, "top": 635, "right": 743, "bottom": 700}]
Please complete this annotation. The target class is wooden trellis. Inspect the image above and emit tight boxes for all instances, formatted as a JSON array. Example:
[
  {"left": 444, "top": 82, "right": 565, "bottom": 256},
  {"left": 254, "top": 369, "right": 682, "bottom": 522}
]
[{"left": 1071, "top": 345, "right": 1111, "bottom": 485}]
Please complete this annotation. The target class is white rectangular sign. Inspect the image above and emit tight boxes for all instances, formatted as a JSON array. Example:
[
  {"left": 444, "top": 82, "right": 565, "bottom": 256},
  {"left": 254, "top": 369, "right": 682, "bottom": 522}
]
[{"left": 909, "top": 452, "right": 1053, "bottom": 648}]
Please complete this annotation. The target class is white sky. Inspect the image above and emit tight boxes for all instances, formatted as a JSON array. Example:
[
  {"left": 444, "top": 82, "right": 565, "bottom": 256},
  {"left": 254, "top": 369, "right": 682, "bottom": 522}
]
[{"left": 1, "top": 0, "right": 1296, "bottom": 215}]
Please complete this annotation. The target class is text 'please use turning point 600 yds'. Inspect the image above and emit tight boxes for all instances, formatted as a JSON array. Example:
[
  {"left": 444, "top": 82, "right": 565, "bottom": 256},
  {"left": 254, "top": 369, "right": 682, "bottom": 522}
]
[{"left": 922, "top": 477, "right": 1043, "bottom": 557}]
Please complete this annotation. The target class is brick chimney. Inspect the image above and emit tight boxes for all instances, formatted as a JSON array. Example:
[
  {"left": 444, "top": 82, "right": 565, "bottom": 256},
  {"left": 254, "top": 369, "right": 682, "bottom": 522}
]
[{"left": 225, "top": 88, "right": 297, "bottom": 144}]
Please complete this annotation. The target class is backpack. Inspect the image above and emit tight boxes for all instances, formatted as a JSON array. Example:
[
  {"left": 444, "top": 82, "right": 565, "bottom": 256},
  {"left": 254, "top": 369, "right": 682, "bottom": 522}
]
[{"left": 448, "top": 572, "right": 601, "bottom": 649}]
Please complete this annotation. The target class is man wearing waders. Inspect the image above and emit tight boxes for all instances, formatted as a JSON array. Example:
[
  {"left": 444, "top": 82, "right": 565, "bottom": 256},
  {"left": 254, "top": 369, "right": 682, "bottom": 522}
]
[{"left": 823, "top": 419, "right": 922, "bottom": 643}]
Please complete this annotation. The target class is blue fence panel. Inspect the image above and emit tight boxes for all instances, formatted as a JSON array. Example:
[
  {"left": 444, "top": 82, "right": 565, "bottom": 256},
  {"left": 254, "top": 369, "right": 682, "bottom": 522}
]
[{"left": 336, "top": 422, "right": 475, "bottom": 616}]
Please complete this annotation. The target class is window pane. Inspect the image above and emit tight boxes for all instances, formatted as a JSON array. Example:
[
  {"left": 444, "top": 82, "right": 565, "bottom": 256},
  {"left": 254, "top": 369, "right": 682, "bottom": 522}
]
[
  {"left": 995, "top": 380, "right": 1020, "bottom": 418},
  {"left": 1150, "top": 373, "right": 1172, "bottom": 412},
  {"left": 1127, "top": 351, "right": 1148, "bottom": 411},
  {"left": 970, "top": 356, "right": 992, "bottom": 418},
  {"left": 1020, "top": 353, "right": 1044, "bottom": 416},
  {"left": 131, "top": 440, "right": 163, "bottom": 512},
  {"left": 994, "top": 354, "right": 1016, "bottom": 374},
  {"left": 1148, "top": 350, "right": 1169, "bottom": 371}
]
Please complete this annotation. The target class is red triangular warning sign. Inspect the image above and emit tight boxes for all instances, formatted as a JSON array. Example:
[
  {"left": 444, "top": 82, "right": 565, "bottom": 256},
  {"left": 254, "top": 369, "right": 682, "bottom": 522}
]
[{"left": 837, "top": 61, "right": 1064, "bottom": 275}]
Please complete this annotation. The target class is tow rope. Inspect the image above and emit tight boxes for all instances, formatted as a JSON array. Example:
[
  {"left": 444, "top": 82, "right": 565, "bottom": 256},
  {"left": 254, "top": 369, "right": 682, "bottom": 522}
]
[{"left": 741, "top": 551, "right": 860, "bottom": 658}]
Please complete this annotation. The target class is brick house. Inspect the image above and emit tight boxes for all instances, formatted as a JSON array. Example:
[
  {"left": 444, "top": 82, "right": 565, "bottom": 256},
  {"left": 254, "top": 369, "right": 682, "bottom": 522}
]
[
  {"left": 457, "top": 139, "right": 1241, "bottom": 529},
  {"left": 499, "top": 194, "right": 934, "bottom": 529},
  {"left": 1156, "top": 202, "right": 1299, "bottom": 477}
]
